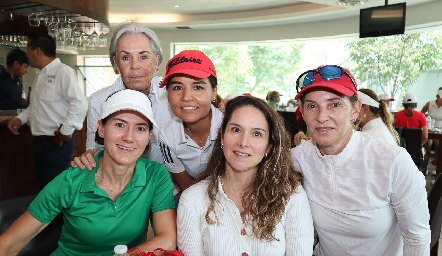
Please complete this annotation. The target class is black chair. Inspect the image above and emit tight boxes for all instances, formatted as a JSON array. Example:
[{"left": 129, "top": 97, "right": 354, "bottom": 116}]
[
  {"left": 0, "top": 195, "right": 63, "bottom": 255},
  {"left": 429, "top": 174, "right": 442, "bottom": 255},
  {"left": 396, "top": 127, "right": 424, "bottom": 170}
]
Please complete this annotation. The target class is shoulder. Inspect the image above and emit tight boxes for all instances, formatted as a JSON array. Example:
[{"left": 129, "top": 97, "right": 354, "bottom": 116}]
[
  {"left": 160, "top": 117, "right": 182, "bottom": 136},
  {"left": 136, "top": 157, "right": 169, "bottom": 174},
  {"left": 181, "top": 180, "right": 209, "bottom": 200}
]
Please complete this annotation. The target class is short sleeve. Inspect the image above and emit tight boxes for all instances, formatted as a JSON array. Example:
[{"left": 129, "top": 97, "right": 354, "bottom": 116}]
[
  {"left": 28, "top": 168, "right": 80, "bottom": 223},
  {"left": 151, "top": 163, "right": 176, "bottom": 213}
]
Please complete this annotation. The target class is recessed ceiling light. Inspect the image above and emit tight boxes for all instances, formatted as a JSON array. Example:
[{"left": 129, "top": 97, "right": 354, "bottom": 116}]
[
  {"left": 174, "top": 5, "right": 180, "bottom": 8},
  {"left": 338, "top": 0, "right": 366, "bottom": 6}
]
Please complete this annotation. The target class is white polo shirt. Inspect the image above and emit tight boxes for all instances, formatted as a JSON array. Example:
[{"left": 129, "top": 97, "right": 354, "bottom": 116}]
[{"left": 159, "top": 105, "right": 223, "bottom": 178}]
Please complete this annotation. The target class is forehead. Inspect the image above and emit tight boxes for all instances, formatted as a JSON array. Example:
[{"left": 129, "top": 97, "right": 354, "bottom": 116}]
[
  {"left": 229, "top": 106, "right": 268, "bottom": 127},
  {"left": 116, "top": 33, "right": 152, "bottom": 52},
  {"left": 304, "top": 88, "right": 346, "bottom": 101}
]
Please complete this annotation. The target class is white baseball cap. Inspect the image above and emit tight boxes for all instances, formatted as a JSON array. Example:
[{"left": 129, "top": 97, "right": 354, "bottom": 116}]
[
  {"left": 437, "top": 90, "right": 442, "bottom": 98},
  {"left": 402, "top": 92, "right": 417, "bottom": 104},
  {"left": 379, "top": 93, "right": 394, "bottom": 101},
  {"left": 101, "top": 89, "right": 157, "bottom": 127}
]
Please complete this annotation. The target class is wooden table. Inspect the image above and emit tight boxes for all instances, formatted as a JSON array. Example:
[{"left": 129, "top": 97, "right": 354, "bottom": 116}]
[{"left": 429, "top": 131, "right": 442, "bottom": 177}]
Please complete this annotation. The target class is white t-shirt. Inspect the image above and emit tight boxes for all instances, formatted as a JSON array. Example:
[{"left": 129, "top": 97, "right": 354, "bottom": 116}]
[
  {"left": 361, "top": 117, "right": 397, "bottom": 146},
  {"left": 291, "top": 131, "right": 430, "bottom": 256},
  {"left": 177, "top": 179, "right": 314, "bottom": 256},
  {"left": 428, "top": 100, "right": 442, "bottom": 128},
  {"left": 159, "top": 105, "right": 223, "bottom": 178}
]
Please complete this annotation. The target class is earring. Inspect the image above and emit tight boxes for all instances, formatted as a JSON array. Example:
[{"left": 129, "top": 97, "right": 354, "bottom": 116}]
[
  {"left": 351, "top": 118, "right": 355, "bottom": 122},
  {"left": 363, "top": 114, "right": 366, "bottom": 118},
  {"left": 265, "top": 153, "right": 268, "bottom": 158},
  {"left": 221, "top": 144, "right": 223, "bottom": 149}
]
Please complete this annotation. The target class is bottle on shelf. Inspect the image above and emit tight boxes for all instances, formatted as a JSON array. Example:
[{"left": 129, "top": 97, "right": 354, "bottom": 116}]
[{"left": 113, "top": 245, "right": 129, "bottom": 256}]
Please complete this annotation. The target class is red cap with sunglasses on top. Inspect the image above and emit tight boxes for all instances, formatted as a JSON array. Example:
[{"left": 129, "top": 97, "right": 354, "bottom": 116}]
[
  {"left": 160, "top": 50, "right": 217, "bottom": 88},
  {"left": 295, "top": 65, "right": 358, "bottom": 100}
]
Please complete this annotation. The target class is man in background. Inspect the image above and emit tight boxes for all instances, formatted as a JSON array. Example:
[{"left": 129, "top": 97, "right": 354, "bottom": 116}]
[
  {"left": 0, "top": 48, "right": 29, "bottom": 110},
  {"left": 7, "top": 33, "right": 87, "bottom": 189}
]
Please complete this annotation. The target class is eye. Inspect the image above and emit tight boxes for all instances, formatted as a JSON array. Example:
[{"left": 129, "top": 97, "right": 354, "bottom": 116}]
[
  {"left": 115, "top": 122, "right": 125, "bottom": 129},
  {"left": 252, "top": 131, "right": 262, "bottom": 137},
  {"left": 306, "top": 103, "right": 316, "bottom": 109},
  {"left": 140, "top": 55, "right": 149, "bottom": 60},
  {"left": 194, "top": 85, "right": 204, "bottom": 90},
  {"left": 330, "top": 102, "right": 341, "bottom": 108},
  {"left": 122, "top": 56, "right": 130, "bottom": 61},
  {"left": 171, "top": 85, "right": 183, "bottom": 91},
  {"left": 231, "top": 127, "right": 241, "bottom": 133},
  {"left": 136, "top": 126, "right": 147, "bottom": 133}
]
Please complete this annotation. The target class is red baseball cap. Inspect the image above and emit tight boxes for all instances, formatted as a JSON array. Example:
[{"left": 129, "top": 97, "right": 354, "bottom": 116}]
[
  {"left": 160, "top": 50, "right": 217, "bottom": 88},
  {"left": 295, "top": 66, "right": 357, "bottom": 100}
]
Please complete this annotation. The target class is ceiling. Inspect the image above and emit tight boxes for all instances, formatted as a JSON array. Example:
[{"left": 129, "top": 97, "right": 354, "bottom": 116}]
[{"left": 108, "top": 0, "right": 435, "bottom": 30}]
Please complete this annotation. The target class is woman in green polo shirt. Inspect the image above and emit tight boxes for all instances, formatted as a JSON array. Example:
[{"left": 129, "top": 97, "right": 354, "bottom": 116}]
[{"left": 0, "top": 89, "right": 176, "bottom": 255}]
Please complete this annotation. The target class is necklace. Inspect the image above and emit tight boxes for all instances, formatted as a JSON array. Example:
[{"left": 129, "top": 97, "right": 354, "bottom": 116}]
[
  {"left": 96, "top": 171, "right": 123, "bottom": 195},
  {"left": 185, "top": 125, "right": 207, "bottom": 148}
]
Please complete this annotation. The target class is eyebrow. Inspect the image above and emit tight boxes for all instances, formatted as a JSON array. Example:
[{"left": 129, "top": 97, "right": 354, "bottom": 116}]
[
  {"left": 111, "top": 117, "right": 149, "bottom": 126},
  {"left": 305, "top": 96, "right": 343, "bottom": 103},
  {"left": 229, "top": 122, "right": 267, "bottom": 133},
  {"left": 119, "top": 50, "right": 151, "bottom": 55}
]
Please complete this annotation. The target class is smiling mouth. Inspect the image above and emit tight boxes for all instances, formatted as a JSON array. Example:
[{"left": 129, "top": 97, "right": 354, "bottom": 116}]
[
  {"left": 182, "top": 106, "right": 197, "bottom": 110},
  {"left": 234, "top": 151, "right": 250, "bottom": 157},
  {"left": 118, "top": 145, "right": 135, "bottom": 151}
]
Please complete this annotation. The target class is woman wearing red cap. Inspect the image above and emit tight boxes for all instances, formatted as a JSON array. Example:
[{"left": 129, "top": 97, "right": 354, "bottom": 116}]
[
  {"left": 291, "top": 65, "right": 430, "bottom": 255},
  {"left": 158, "top": 50, "right": 223, "bottom": 196}
]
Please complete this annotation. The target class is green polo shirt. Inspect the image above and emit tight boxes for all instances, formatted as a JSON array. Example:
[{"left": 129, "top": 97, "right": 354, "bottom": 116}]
[
  {"left": 28, "top": 151, "right": 175, "bottom": 256},
  {"left": 268, "top": 99, "right": 279, "bottom": 110}
]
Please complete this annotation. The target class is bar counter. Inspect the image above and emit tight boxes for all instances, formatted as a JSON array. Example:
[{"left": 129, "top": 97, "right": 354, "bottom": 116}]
[
  {"left": 0, "top": 115, "right": 39, "bottom": 200},
  {"left": 0, "top": 114, "right": 86, "bottom": 200}
]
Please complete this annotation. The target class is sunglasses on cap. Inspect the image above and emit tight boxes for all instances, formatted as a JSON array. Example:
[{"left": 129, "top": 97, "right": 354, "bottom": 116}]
[{"left": 295, "top": 65, "right": 358, "bottom": 93}]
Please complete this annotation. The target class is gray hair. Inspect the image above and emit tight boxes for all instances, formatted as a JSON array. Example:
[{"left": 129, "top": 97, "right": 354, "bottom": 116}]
[{"left": 109, "top": 21, "right": 163, "bottom": 74}]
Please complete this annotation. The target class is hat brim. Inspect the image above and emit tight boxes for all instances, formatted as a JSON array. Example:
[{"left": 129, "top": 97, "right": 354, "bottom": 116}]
[
  {"left": 160, "top": 69, "right": 213, "bottom": 88},
  {"left": 295, "top": 82, "right": 355, "bottom": 100}
]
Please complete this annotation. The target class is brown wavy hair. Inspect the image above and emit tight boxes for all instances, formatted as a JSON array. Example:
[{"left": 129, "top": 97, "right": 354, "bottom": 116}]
[
  {"left": 359, "top": 89, "right": 400, "bottom": 146},
  {"left": 195, "top": 96, "right": 303, "bottom": 241}
]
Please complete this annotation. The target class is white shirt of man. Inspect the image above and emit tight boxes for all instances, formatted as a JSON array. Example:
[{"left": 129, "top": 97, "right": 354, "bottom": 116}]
[{"left": 17, "top": 58, "right": 87, "bottom": 135}]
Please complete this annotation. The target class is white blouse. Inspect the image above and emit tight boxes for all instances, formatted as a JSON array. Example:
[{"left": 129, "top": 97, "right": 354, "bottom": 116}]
[{"left": 177, "top": 179, "right": 314, "bottom": 256}]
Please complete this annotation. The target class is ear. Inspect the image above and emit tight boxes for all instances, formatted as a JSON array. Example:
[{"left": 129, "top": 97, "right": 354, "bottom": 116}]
[
  {"left": 13, "top": 60, "right": 20, "bottom": 68},
  {"left": 351, "top": 100, "right": 362, "bottom": 120},
  {"left": 97, "top": 120, "right": 105, "bottom": 138},
  {"left": 212, "top": 87, "right": 218, "bottom": 102},
  {"left": 113, "top": 55, "right": 120, "bottom": 74},
  {"left": 219, "top": 129, "right": 224, "bottom": 146}
]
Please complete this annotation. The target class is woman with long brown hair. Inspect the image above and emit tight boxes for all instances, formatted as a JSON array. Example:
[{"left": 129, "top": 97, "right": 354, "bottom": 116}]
[
  {"left": 355, "top": 88, "right": 400, "bottom": 146},
  {"left": 177, "top": 96, "right": 314, "bottom": 255}
]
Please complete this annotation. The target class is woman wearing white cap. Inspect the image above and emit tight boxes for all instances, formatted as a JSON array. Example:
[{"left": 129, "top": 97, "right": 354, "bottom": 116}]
[
  {"left": 394, "top": 92, "right": 428, "bottom": 146},
  {"left": 0, "top": 89, "right": 177, "bottom": 255},
  {"left": 355, "top": 89, "right": 400, "bottom": 146},
  {"left": 291, "top": 65, "right": 429, "bottom": 255},
  {"left": 158, "top": 50, "right": 223, "bottom": 195}
]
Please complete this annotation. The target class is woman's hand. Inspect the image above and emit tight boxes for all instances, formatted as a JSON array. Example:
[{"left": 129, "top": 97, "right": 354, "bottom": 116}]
[
  {"left": 294, "top": 131, "right": 308, "bottom": 146},
  {"left": 70, "top": 149, "right": 97, "bottom": 170}
]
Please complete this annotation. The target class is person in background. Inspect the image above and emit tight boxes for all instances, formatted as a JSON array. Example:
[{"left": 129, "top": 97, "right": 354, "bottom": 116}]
[
  {"left": 266, "top": 90, "right": 282, "bottom": 111},
  {"left": 76, "top": 21, "right": 174, "bottom": 170},
  {"left": 212, "top": 94, "right": 223, "bottom": 108},
  {"left": 354, "top": 89, "right": 400, "bottom": 146},
  {"left": 218, "top": 92, "right": 243, "bottom": 113},
  {"left": 379, "top": 93, "right": 395, "bottom": 108},
  {"left": 421, "top": 87, "right": 442, "bottom": 169},
  {"left": 291, "top": 65, "right": 430, "bottom": 255},
  {"left": 0, "top": 89, "right": 176, "bottom": 255},
  {"left": 178, "top": 96, "right": 314, "bottom": 255},
  {"left": 7, "top": 33, "right": 87, "bottom": 189},
  {"left": 394, "top": 92, "right": 428, "bottom": 146},
  {"left": 0, "top": 48, "right": 29, "bottom": 110},
  {"left": 159, "top": 50, "right": 223, "bottom": 195}
]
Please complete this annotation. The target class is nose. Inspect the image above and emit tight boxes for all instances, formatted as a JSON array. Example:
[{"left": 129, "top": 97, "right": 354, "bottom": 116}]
[
  {"left": 182, "top": 87, "right": 193, "bottom": 102},
  {"left": 122, "top": 127, "right": 134, "bottom": 142},
  {"left": 316, "top": 107, "right": 329, "bottom": 124},
  {"left": 238, "top": 133, "right": 250, "bottom": 148},
  {"left": 130, "top": 56, "right": 140, "bottom": 70}
]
